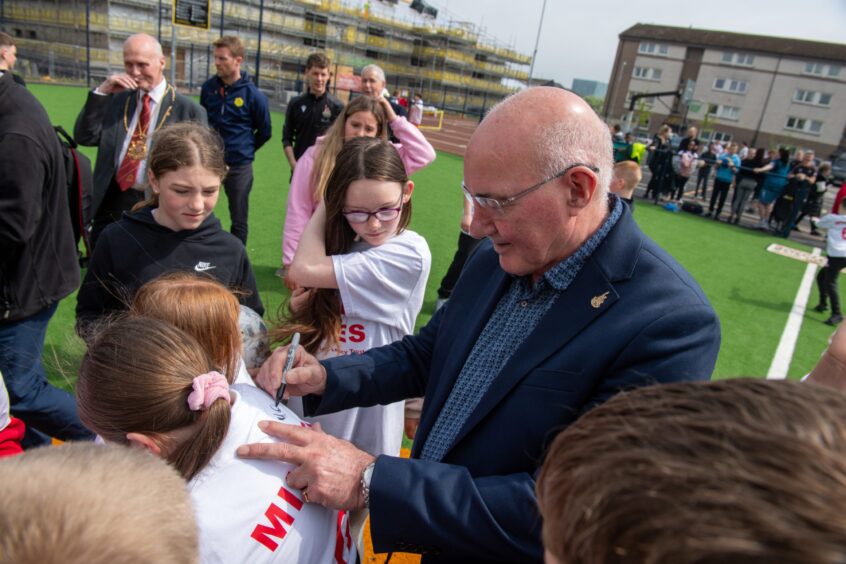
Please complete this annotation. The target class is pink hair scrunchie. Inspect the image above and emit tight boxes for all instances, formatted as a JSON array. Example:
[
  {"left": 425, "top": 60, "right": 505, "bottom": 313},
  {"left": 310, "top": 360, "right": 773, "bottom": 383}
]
[{"left": 187, "top": 371, "right": 230, "bottom": 411}]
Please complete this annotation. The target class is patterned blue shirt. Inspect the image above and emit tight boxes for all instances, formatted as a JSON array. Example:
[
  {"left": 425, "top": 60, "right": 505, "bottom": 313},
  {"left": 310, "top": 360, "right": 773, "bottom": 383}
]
[{"left": 420, "top": 196, "right": 624, "bottom": 462}]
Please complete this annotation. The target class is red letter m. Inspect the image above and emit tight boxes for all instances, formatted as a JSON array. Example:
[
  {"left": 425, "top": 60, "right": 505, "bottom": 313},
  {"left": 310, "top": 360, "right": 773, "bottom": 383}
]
[{"left": 250, "top": 503, "right": 294, "bottom": 551}]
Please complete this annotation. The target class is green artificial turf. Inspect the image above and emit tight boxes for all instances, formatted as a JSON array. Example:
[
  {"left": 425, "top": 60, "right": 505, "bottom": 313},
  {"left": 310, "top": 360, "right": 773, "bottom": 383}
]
[{"left": 28, "top": 83, "right": 832, "bottom": 394}]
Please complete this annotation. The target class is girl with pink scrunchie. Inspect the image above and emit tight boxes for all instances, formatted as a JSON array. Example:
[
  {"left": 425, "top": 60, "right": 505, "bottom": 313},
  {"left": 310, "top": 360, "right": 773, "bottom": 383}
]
[{"left": 76, "top": 316, "right": 355, "bottom": 564}]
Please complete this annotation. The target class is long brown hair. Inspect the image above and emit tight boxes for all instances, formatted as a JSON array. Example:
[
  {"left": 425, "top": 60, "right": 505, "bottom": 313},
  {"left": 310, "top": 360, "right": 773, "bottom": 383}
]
[
  {"left": 131, "top": 272, "right": 242, "bottom": 382},
  {"left": 132, "top": 121, "right": 228, "bottom": 211},
  {"left": 272, "top": 137, "right": 411, "bottom": 353},
  {"left": 311, "top": 96, "right": 388, "bottom": 203},
  {"left": 77, "top": 316, "right": 231, "bottom": 481}
]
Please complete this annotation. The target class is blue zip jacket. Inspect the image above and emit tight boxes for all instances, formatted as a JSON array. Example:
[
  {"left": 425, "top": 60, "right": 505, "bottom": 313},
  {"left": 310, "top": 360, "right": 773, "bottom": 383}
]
[{"left": 200, "top": 71, "right": 272, "bottom": 165}]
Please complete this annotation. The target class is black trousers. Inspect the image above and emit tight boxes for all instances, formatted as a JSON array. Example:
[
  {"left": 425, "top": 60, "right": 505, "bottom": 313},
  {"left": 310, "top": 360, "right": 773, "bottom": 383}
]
[
  {"left": 709, "top": 179, "right": 731, "bottom": 217},
  {"left": 696, "top": 167, "right": 711, "bottom": 198},
  {"left": 224, "top": 162, "right": 254, "bottom": 245},
  {"left": 437, "top": 231, "right": 481, "bottom": 299},
  {"left": 818, "top": 256, "right": 846, "bottom": 315}
]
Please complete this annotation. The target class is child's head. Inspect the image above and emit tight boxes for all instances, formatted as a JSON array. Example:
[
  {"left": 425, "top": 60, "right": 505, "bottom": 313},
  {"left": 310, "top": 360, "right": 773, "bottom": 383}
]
[
  {"left": 536, "top": 379, "right": 846, "bottom": 564},
  {"left": 0, "top": 443, "right": 198, "bottom": 563},
  {"left": 273, "top": 137, "right": 412, "bottom": 354},
  {"left": 131, "top": 273, "right": 242, "bottom": 382},
  {"left": 312, "top": 96, "right": 388, "bottom": 201},
  {"left": 134, "top": 122, "right": 227, "bottom": 231},
  {"left": 325, "top": 136, "right": 412, "bottom": 249},
  {"left": 77, "top": 316, "right": 231, "bottom": 480},
  {"left": 610, "top": 161, "right": 642, "bottom": 199},
  {"left": 820, "top": 161, "right": 832, "bottom": 176}
]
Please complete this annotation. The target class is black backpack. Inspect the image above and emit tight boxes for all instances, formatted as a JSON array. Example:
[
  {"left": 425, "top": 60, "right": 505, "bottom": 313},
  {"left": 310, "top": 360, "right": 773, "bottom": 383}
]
[{"left": 54, "top": 125, "right": 93, "bottom": 263}]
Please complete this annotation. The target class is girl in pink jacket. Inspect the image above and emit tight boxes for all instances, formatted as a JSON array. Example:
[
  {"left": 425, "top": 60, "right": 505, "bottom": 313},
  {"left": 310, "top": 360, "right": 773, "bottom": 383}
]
[{"left": 281, "top": 95, "right": 435, "bottom": 278}]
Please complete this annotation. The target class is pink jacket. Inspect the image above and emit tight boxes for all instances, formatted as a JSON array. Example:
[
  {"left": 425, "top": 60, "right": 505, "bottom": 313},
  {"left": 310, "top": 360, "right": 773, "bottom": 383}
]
[{"left": 281, "top": 116, "right": 436, "bottom": 265}]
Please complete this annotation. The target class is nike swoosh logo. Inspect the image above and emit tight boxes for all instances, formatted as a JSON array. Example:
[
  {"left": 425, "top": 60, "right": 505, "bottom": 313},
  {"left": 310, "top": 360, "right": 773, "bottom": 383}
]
[{"left": 195, "top": 265, "right": 216, "bottom": 272}]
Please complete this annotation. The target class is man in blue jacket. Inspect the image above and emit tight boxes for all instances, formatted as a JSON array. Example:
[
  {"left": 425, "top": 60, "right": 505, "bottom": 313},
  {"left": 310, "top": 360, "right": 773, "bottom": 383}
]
[
  {"left": 201, "top": 36, "right": 272, "bottom": 245},
  {"left": 242, "top": 87, "right": 721, "bottom": 562}
]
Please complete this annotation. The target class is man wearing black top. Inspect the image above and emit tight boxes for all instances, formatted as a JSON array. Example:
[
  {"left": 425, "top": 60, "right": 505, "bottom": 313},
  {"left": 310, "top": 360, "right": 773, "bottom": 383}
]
[
  {"left": 281, "top": 52, "right": 344, "bottom": 173},
  {"left": 678, "top": 125, "right": 698, "bottom": 153}
]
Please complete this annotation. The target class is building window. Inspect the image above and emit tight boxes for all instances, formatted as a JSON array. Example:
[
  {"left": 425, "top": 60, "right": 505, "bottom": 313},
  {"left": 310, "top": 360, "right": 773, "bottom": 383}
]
[
  {"left": 713, "top": 78, "right": 748, "bottom": 94},
  {"left": 303, "top": 37, "right": 326, "bottom": 49},
  {"left": 804, "top": 62, "right": 841, "bottom": 77},
  {"left": 638, "top": 42, "right": 668, "bottom": 56},
  {"left": 785, "top": 116, "right": 824, "bottom": 135},
  {"left": 632, "top": 66, "right": 662, "bottom": 81},
  {"left": 722, "top": 52, "right": 755, "bottom": 66},
  {"left": 793, "top": 89, "right": 833, "bottom": 106},
  {"left": 708, "top": 104, "right": 741, "bottom": 121},
  {"left": 702, "top": 130, "right": 733, "bottom": 143}
]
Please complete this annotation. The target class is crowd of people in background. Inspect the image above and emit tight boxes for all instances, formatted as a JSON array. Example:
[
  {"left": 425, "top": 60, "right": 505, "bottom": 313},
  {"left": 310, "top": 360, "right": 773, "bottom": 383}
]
[
  {"left": 5, "top": 26, "right": 846, "bottom": 563},
  {"left": 612, "top": 122, "right": 840, "bottom": 239}
]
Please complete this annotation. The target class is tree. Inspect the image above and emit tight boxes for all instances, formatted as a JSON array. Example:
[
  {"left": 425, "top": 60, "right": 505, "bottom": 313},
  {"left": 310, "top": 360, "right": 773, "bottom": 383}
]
[{"left": 583, "top": 95, "right": 605, "bottom": 114}]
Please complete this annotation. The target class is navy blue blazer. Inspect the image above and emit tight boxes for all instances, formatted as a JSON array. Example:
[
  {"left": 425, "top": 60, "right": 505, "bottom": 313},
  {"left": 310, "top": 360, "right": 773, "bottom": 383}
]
[{"left": 311, "top": 203, "right": 721, "bottom": 562}]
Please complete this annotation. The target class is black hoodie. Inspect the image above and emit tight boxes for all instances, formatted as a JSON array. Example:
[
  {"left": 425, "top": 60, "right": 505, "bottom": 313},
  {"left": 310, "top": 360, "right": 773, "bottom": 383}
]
[
  {"left": 76, "top": 207, "right": 263, "bottom": 331},
  {"left": 0, "top": 71, "right": 79, "bottom": 323}
]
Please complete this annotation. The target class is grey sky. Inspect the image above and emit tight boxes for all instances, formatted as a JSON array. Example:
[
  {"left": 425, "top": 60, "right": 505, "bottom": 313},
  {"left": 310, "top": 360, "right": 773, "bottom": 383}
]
[{"left": 426, "top": 0, "right": 846, "bottom": 88}]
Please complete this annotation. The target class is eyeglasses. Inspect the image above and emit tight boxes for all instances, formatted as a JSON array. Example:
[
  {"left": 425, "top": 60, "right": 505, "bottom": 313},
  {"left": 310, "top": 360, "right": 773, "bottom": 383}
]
[
  {"left": 342, "top": 194, "right": 404, "bottom": 224},
  {"left": 461, "top": 162, "right": 599, "bottom": 211}
]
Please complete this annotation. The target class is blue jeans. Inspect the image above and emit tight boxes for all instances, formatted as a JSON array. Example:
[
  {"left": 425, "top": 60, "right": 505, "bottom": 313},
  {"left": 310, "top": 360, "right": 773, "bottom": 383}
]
[{"left": 0, "top": 303, "right": 93, "bottom": 447}]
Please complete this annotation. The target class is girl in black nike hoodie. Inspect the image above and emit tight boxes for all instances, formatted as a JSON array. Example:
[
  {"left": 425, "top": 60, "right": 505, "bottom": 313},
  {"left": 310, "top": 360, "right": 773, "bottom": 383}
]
[{"left": 76, "top": 123, "right": 263, "bottom": 335}]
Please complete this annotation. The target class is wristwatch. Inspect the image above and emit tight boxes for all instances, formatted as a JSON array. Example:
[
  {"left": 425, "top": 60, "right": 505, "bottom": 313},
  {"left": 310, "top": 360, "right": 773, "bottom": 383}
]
[{"left": 360, "top": 461, "right": 376, "bottom": 508}]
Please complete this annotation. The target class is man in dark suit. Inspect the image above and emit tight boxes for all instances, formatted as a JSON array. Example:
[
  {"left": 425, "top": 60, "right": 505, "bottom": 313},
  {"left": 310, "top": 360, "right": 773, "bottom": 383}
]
[
  {"left": 241, "top": 87, "right": 721, "bottom": 562},
  {"left": 74, "top": 33, "right": 207, "bottom": 249}
]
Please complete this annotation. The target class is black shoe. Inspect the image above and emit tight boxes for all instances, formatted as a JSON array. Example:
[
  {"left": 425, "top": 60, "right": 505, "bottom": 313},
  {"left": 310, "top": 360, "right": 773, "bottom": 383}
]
[
  {"left": 814, "top": 304, "right": 828, "bottom": 313},
  {"left": 811, "top": 229, "right": 821, "bottom": 236},
  {"left": 825, "top": 314, "right": 843, "bottom": 326},
  {"left": 703, "top": 212, "right": 712, "bottom": 218}
]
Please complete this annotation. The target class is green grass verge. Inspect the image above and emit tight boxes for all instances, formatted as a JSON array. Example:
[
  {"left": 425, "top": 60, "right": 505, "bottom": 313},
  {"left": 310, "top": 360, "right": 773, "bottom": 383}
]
[{"left": 29, "top": 84, "right": 832, "bottom": 394}]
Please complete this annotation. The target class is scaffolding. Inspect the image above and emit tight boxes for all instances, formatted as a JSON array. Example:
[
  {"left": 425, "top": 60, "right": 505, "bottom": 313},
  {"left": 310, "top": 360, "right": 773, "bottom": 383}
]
[{"left": 0, "top": 0, "right": 531, "bottom": 115}]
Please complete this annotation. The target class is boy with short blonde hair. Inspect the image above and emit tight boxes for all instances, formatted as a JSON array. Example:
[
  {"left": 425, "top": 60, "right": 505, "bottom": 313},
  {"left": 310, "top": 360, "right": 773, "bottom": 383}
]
[
  {"left": 611, "top": 160, "right": 642, "bottom": 211},
  {"left": 0, "top": 443, "right": 198, "bottom": 563}
]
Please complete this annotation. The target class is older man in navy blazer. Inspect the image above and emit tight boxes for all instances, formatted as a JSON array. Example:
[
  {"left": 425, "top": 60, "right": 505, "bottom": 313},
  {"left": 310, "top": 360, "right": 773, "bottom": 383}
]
[{"left": 243, "top": 87, "right": 721, "bottom": 562}]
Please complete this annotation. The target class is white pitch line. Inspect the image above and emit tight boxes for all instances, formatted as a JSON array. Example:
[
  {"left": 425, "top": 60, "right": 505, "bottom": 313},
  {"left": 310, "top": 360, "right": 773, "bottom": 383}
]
[{"left": 767, "top": 247, "right": 822, "bottom": 380}]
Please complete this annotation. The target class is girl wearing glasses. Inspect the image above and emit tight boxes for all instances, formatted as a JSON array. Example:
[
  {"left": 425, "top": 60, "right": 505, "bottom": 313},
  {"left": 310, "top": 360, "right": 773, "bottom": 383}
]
[
  {"left": 280, "top": 95, "right": 435, "bottom": 286},
  {"left": 268, "top": 137, "right": 431, "bottom": 459}
]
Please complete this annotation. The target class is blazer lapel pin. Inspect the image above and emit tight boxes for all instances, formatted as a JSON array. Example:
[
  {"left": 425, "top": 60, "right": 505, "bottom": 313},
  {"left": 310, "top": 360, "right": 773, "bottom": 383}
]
[{"left": 591, "top": 291, "right": 610, "bottom": 309}]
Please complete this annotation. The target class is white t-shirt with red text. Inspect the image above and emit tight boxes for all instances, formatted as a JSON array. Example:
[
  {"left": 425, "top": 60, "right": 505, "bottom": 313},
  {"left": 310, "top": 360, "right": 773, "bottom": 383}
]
[
  {"left": 188, "top": 384, "right": 355, "bottom": 564},
  {"left": 817, "top": 214, "right": 846, "bottom": 257},
  {"left": 291, "top": 230, "right": 431, "bottom": 458}
]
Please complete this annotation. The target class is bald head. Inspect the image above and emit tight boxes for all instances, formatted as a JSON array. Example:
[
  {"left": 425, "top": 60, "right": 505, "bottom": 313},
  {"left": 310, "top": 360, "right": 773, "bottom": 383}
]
[
  {"left": 122, "top": 33, "right": 165, "bottom": 91},
  {"left": 469, "top": 87, "right": 613, "bottom": 206},
  {"left": 463, "top": 87, "right": 616, "bottom": 280},
  {"left": 124, "top": 33, "right": 164, "bottom": 58}
]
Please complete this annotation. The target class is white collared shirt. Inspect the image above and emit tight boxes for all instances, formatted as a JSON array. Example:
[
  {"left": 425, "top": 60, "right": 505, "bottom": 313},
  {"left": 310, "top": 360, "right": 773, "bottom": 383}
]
[{"left": 115, "top": 79, "right": 168, "bottom": 189}]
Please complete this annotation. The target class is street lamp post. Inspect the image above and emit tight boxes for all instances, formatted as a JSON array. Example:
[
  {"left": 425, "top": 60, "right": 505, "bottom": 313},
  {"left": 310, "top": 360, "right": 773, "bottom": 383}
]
[{"left": 526, "top": 0, "right": 547, "bottom": 86}]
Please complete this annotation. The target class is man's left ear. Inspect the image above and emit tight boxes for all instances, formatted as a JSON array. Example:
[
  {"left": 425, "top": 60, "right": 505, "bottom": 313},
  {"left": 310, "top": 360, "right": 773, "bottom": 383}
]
[
  {"left": 402, "top": 180, "right": 415, "bottom": 203},
  {"left": 566, "top": 168, "right": 598, "bottom": 211}
]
